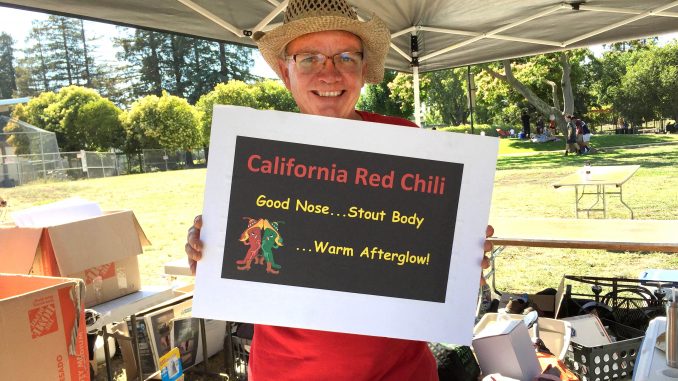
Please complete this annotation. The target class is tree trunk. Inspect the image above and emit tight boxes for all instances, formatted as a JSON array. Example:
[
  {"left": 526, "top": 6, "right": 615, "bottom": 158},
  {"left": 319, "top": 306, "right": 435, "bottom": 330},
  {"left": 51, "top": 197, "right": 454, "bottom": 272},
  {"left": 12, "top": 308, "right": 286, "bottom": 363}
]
[
  {"left": 36, "top": 33, "right": 50, "bottom": 91},
  {"left": 148, "top": 32, "right": 163, "bottom": 96},
  {"left": 218, "top": 42, "right": 229, "bottom": 83},
  {"left": 79, "top": 19, "right": 92, "bottom": 87},
  {"left": 59, "top": 18, "right": 73, "bottom": 85},
  {"left": 170, "top": 35, "right": 185, "bottom": 97}
]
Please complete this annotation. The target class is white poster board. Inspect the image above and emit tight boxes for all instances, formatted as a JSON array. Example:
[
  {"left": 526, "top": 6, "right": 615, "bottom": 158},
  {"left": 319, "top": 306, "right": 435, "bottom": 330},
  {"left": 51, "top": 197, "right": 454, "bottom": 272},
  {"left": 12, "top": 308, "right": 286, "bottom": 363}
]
[{"left": 193, "top": 105, "right": 498, "bottom": 344}]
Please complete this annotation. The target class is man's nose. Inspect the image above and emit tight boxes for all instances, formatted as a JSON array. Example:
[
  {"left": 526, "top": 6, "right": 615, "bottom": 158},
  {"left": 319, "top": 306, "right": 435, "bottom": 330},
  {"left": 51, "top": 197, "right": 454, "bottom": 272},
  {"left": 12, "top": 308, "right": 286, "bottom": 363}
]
[{"left": 317, "top": 57, "right": 342, "bottom": 79}]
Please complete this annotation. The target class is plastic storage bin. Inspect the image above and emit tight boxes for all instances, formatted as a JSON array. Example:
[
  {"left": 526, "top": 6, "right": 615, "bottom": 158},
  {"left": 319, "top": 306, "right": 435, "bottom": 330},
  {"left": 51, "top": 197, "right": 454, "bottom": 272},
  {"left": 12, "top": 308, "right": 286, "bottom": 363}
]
[{"left": 564, "top": 319, "right": 644, "bottom": 381}]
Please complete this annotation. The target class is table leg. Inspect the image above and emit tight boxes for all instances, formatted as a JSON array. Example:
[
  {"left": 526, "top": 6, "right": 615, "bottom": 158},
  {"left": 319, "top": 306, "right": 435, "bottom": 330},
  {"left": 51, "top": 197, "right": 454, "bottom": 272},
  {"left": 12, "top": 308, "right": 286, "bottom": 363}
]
[
  {"left": 199, "top": 318, "right": 209, "bottom": 372},
  {"left": 602, "top": 185, "right": 607, "bottom": 218},
  {"left": 130, "top": 314, "right": 142, "bottom": 381},
  {"left": 618, "top": 185, "right": 634, "bottom": 219},
  {"left": 575, "top": 185, "right": 580, "bottom": 218},
  {"left": 102, "top": 325, "right": 113, "bottom": 381}
]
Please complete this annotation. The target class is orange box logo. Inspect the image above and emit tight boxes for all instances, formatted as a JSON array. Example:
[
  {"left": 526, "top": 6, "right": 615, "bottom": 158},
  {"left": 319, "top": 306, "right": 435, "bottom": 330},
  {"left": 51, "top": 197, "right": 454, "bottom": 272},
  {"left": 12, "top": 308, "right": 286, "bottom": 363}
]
[
  {"left": 84, "top": 262, "right": 116, "bottom": 284},
  {"left": 29, "top": 303, "right": 59, "bottom": 338}
]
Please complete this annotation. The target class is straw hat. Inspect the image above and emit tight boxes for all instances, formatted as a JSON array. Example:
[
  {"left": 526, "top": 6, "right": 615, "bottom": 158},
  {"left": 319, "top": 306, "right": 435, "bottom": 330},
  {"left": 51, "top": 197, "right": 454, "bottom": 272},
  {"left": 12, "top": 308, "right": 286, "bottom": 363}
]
[{"left": 253, "top": 0, "right": 391, "bottom": 84}]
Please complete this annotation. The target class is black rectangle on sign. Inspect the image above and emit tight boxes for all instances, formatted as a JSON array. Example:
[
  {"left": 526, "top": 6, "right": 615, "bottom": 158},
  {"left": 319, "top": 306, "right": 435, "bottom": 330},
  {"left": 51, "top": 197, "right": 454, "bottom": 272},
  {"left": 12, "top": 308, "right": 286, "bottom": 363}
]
[{"left": 221, "top": 136, "right": 463, "bottom": 303}]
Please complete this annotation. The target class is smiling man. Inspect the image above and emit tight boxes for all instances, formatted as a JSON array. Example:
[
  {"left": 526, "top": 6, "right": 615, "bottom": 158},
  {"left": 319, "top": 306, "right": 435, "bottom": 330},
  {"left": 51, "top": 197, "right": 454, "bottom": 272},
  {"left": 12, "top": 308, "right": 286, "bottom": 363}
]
[{"left": 185, "top": 0, "right": 492, "bottom": 379}]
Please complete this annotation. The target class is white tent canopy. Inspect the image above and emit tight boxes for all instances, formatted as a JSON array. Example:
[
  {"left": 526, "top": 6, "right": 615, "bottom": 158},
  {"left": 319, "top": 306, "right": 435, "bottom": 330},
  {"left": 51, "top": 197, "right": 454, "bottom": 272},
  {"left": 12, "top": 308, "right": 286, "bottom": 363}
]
[{"left": 3, "top": 0, "right": 678, "bottom": 123}]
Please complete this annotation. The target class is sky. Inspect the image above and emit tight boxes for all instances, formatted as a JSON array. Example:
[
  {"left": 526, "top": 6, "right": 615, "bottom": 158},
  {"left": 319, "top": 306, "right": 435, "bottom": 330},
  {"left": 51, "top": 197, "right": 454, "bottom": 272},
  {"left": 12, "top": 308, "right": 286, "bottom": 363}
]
[{"left": 1, "top": 6, "right": 677, "bottom": 78}]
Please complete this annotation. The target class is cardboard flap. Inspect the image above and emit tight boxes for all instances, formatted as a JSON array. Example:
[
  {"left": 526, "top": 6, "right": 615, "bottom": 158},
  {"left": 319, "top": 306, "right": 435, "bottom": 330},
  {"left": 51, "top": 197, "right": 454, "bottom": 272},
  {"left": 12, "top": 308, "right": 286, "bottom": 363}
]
[
  {"left": 0, "top": 227, "right": 42, "bottom": 273},
  {"left": 104, "top": 210, "right": 151, "bottom": 246},
  {"left": 47, "top": 211, "right": 146, "bottom": 275}
]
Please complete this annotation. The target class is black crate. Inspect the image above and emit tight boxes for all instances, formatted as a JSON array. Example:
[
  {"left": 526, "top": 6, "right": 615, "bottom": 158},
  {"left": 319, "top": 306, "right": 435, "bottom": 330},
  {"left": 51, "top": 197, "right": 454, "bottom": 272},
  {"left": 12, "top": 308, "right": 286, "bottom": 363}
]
[
  {"left": 557, "top": 275, "right": 666, "bottom": 331},
  {"left": 564, "top": 319, "right": 644, "bottom": 381},
  {"left": 231, "top": 335, "right": 252, "bottom": 381}
]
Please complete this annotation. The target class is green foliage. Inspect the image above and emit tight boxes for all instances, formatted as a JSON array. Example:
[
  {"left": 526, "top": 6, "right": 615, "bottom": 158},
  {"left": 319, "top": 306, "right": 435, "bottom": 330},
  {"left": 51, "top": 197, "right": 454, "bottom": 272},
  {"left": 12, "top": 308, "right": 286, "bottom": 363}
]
[
  {"left": 122, "top": 91, "right": 201, "bottom": 153},
  {"left": 425, "top": 68, "right": 468, "bottom": 125},
  {"left": 195, "top": 80, "right": 258, "bottom": 144},
  {"left": 0, "top": 32, "right": 17, "bottom": 98},
  {"left": 357, "top": 70, "right": 409, "bottom": 119},
  {"left": 11, "top": 91, "right": 58, "bottom": 130},
  {"left": 11, "top": 85, "right": 123, "bottom": 151},
  {"left": 610, "top": 43, "right": 678, "bottom": 125},
  {"left": 250, "top": 80, "right": 298, "bottom": 113},
  {"left": 15, "top": 16, "right": 104, "bottom": 96},
  {"left": 114, "top": 29, "right": 254, "bottom": 102},
  {"left": 386, "top": 72, "right": 424, "bottom": 118},
  {"left": 2, "top": 119, "right": 31, "bottom": 154}
]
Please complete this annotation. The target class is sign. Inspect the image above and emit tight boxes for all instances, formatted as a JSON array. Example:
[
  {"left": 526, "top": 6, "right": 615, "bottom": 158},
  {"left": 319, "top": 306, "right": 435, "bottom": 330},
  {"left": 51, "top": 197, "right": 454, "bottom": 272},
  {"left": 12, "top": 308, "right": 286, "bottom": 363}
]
[{"left": 193, "top": 106, "right": 498, "bottom": 344}]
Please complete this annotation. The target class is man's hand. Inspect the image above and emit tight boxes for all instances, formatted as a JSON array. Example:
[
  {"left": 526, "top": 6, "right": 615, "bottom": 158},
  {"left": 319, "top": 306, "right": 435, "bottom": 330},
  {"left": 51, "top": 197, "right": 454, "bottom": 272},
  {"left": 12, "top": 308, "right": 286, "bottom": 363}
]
[
  {"left": 481, "top": 225, "right": 494, "bottom": 285},
  {"left": 185, "top": 215, "right": 203, "bottom": 275}
]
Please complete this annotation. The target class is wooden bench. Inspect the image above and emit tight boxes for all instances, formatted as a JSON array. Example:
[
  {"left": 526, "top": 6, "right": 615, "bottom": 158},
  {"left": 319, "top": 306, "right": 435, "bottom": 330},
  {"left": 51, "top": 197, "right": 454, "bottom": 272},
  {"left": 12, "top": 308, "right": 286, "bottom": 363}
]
[{"left": 485, "top": 217, "right": 678, "bottom": 293}]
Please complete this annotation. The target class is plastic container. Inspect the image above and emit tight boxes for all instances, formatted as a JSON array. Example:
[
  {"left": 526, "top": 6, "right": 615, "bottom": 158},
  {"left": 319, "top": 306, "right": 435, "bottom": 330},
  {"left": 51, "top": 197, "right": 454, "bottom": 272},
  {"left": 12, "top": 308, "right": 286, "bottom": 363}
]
[
  {"left": 633, "top": 317, "right": 678, "bottom": 381},
  {"left": 473, "top": 312, "right": 572, "bottom": 360},
  {"left": 565, "top": 319, "right": 644, "bottom": 381}
]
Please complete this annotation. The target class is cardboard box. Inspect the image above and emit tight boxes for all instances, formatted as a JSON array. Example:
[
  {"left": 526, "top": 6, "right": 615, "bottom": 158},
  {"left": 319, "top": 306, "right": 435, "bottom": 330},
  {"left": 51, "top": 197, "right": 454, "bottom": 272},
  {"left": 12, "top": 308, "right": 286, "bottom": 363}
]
[
  {"left": 0, "top": 273, "right": 89, "bottom": 380},
  {"left": 472, "top": 319, "right": 542, "bottom": 381},
  {"left": 474, "top": 313, "right": 572, "bottom": 360},
  {"left": 0, "top": 210, "right": 150, "bottom": 307},
  {"left": 498, "top": 278, "right": 567, "bottom": 318}
]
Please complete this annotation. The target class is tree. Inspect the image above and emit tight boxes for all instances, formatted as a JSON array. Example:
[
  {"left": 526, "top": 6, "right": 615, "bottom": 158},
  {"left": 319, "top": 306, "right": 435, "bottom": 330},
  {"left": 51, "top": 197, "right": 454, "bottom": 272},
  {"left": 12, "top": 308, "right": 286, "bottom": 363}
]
[
  {"left": 115, "top": 29, "right": 255, "bottom": 102},
  {"left": 0, "top": 33, "right": 17, "bottom": 98},
  {"left": 11, "top": 86, "right": 124, "bottom": 151},
  {"left": 424, "top": 68, "right": 468, "bottom": 126},
  {"left": 121, "top": 91, "right": 201, "bottom": 155},
  {"left": 480, "top": 51, "right": 591, "bottom": 139},
  {"left": 10, "top": 91, "right": 59, "bottom": 130},
  {"left": 250, "top": 80, "right": 298, "bottom": 113},
  {"left": 611, "top": 42, "right": 678, "bottom": 125},
  {"left": 15, "top": 16, "right": 105, "bottom": 96},
  {"left": 357, "top": 70, "right": 410, "bottom": 119},
  {"left": 16, "top": 21, "right": 51, "bottom": 95},
  {"left": 195, "top": 81, "right": 258, "bottom": 146}
]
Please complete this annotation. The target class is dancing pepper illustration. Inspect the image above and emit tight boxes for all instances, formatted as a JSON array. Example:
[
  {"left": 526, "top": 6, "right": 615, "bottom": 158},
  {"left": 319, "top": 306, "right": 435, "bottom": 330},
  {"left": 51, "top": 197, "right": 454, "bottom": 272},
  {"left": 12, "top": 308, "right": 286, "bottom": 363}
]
[
  {"left": 236, "top": 217, "right": 284, "bottom": 274},
  {"left": 236, "top": 217, "right": 263, "bottom": 271},
  {"left": 261, "top": 221, "right": 284, "bottom": 274}
]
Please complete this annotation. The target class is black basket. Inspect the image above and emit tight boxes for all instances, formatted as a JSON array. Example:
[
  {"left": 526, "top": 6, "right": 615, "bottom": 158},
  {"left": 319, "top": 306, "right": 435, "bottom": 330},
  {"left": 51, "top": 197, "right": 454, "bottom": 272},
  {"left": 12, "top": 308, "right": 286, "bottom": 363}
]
[
  {"left": 230, "top": 335, "right": 252, "bottom": 381},
  {"left": 557, "top": 275, "right": 666, "bottom": 331},
  {"left": 564, "top": 319, "right": 644, "bottom": 381}
]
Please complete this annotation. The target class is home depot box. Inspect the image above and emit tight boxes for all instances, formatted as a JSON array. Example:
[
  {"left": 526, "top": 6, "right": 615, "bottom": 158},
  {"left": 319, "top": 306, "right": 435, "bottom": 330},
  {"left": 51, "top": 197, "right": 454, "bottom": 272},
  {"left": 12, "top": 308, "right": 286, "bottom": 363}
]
[
  {"left": 0, "top": 273, "right": 89, "bottom": 381},
  {"left": 0, "top": 210, "right": 150, "bottom": 307}
]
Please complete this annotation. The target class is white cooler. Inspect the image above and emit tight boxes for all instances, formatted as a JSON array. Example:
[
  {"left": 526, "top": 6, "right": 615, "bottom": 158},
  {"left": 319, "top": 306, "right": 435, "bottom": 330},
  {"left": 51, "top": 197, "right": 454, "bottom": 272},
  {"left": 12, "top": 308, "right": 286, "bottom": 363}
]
[{"left": 633, "top": 317, "right": 678, "bottom": 381}]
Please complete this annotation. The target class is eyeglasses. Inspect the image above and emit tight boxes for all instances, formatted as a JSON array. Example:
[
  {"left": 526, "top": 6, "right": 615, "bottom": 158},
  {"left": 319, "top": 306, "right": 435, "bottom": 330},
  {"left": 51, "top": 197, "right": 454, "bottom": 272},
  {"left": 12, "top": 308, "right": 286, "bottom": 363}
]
[{"left": 286, "top": 51, "right": 363, "bottom": 74}]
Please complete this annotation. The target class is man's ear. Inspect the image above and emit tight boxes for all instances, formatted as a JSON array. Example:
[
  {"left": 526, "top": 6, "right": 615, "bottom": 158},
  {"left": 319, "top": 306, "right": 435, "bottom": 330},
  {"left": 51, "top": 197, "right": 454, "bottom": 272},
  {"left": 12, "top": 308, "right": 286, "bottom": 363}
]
[{"left": 278, "top": 58, "right": 292, "bottom": 90}]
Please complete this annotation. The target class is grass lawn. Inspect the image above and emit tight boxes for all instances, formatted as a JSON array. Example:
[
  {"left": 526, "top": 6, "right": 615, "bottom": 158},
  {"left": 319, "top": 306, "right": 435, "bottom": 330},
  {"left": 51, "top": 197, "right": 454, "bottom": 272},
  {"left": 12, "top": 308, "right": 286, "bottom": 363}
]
[
  {"left": 2, "top": 138, "right": 677, "bottom": 295},
  {"left": 497, "top": 133, "right": 678, "bottom": 154}
]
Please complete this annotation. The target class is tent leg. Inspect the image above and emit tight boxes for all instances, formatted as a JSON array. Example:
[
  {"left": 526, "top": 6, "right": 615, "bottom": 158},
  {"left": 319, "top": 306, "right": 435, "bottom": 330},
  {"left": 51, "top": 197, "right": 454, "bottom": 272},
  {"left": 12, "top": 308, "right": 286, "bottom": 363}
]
[{"left": 413, "top": 66, "right": 421, "bottom": 127}]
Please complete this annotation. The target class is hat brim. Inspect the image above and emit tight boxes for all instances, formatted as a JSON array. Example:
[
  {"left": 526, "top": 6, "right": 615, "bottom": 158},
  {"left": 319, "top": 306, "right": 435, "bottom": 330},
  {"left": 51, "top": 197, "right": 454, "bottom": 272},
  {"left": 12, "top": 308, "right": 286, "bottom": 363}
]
[{"left": 255, "top": 15, "right": 391, "bottom": 84}]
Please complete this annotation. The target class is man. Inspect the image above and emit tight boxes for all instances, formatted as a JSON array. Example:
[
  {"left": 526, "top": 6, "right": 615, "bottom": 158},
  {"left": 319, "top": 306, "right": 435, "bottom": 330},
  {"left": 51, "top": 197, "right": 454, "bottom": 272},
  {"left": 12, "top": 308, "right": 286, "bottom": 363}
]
[
  {"left": 521, "top": 109, "right": 531, "bottom": 139},
  {"left": 565, "top": 114, "right": 579, "bottom": 155},
  {"left": 186, "top": 0, "right": 492, "bottom": 379}
]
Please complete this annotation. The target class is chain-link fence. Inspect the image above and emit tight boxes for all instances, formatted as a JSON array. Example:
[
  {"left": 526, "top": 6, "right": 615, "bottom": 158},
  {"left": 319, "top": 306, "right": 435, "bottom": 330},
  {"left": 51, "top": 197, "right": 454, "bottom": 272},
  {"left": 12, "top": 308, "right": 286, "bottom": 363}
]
[
  {"left": 1, "top": 149, "right": 205, "bottom": 187},
  {"left": 142, "top": 149, "right": 186, "bottom": 172}
]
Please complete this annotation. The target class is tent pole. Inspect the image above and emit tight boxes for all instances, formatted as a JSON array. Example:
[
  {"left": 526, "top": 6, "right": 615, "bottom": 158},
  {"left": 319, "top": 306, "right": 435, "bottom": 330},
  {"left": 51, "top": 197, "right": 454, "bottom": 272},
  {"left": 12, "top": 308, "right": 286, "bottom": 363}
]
[
  {"left": 410, "top": 33, "right": 421, "bottom": 127},
  {"left": 467, "top": 66, "right": 475, "bottom": 134},
  {"left": 413, "top": 66, "right": 421, "bottom": 127}
]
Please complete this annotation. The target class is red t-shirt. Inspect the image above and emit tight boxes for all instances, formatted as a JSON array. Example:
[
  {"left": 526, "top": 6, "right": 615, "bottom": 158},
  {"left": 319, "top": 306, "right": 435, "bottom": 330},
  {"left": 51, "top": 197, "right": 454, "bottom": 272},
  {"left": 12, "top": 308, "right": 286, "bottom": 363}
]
[{"left": 248, "top": 111, "right": 437, "bottom": 381}]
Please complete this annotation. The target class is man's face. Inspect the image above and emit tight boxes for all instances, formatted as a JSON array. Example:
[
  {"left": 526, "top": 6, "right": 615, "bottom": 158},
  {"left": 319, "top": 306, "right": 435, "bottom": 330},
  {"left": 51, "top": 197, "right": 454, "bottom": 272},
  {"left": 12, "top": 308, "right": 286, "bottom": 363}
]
[{"left": 278, "top": 30, "right": 366, "bottom": 120}]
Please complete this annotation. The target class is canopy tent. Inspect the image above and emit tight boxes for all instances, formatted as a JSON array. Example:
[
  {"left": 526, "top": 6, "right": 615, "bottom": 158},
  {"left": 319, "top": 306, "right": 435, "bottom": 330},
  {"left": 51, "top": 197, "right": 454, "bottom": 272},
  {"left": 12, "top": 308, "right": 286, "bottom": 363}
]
[{"left": 3, "top": 0, "right": 678, "bottom": 123}]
